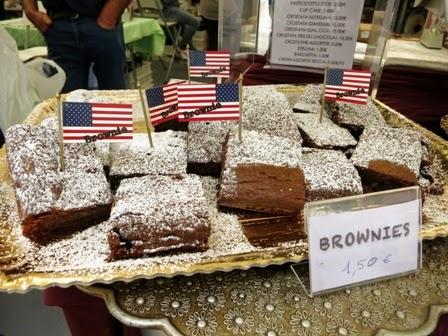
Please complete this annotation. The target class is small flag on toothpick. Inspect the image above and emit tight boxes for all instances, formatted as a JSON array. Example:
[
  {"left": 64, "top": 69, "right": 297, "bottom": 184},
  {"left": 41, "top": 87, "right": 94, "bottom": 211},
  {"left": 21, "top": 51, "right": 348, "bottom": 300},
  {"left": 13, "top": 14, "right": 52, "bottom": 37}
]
[
  {"left": 145, "top": 81, "right": 186, "bottom": 126},
  {"left": 324, "top": 69, "right": 372, "bottom": 105},
  {"left": 62, "top": 102, "right": 133, "bottom": 143},
  {"left": 189, "top": 50, "right": 230, "bottom": 79},
  {"left": 177, "top": 83, "right": 240, "bottom": 122},
  {"left": 57, "top": 94, "right": 65, "bottom": 171},
  {"left": 137, "top": 83, "right": 154, "bottom": 148},
  {"left": 238, "top": 73, "right": 243, "bottom": 142}
]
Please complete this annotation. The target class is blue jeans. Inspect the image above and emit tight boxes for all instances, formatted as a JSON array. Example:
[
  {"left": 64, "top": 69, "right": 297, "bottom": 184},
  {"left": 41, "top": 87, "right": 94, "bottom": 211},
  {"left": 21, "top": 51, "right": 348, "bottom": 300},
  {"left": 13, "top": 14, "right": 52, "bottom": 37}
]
[
  {"left": 44, "top": 17, "right": 126, "bottom": 92},
  {"left": 162, "top": 6, "right": 200, "bottom": 50}
]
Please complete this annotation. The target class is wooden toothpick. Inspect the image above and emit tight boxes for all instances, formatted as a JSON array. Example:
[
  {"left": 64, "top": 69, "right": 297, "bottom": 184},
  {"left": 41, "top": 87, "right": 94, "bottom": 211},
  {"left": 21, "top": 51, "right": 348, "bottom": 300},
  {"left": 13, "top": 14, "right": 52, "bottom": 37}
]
[
  {"left": 57, "top": 94, "right": 65, "bottom": 171},
  {"left": 137, "top": 83, "right": 154, "bottom": 148},
  {"left": 320, "top": 64, "right": 329, "bottom": 123},
  {"left": 186, "top": 44, "right": 191, "bottom": 84},
  {"left": 238, "top": 73, "right": 244, "bottom": 142}
]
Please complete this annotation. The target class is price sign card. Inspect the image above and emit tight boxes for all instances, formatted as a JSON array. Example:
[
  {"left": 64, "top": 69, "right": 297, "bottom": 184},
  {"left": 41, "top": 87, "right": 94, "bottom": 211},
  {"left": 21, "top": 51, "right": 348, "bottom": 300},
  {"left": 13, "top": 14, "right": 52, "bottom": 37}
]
[
  {"left": 306, "top": 187, "right": 422, "bottom": 296},
  {"left": 270, "top": 0, "right": 365, "bottom": 69}
]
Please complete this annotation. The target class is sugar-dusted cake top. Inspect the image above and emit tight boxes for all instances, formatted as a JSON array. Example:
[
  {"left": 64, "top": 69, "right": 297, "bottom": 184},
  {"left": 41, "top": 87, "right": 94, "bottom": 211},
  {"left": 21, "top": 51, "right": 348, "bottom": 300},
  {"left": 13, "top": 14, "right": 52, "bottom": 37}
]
[
  {"left": 187, "top": 86, "right": 302, "bottom": 164},
  {"left": 302, "top": 148, "right": 363, "bottom": 200},
  {"left": 243, "top": 87, "right": 303, "bottom": 142},
  {"left": 6, "top": 122, "right": 112, "bottom": 217},
  {"left": 110, "top": 174, "right": 210, "bottom": 238},
  {"left": 292, "top": 113, "right": 357, "bottom": 149},
  {"left": 110, "top": 131, "right": 187, "bottom": 176},
  {"left": 351, "top": 127, "right": 423, "bottom": 180},
  {"left": 224, "top": 129, "right": 303, "bottom": 169},
  {"left": 329, "top": 99, "right": 388, "bottom": 130},
  {"left": 187, "top": 121, "right": 237, "bottom": 163},
  {"left": 294, "top": 84, "right": 324, "bottom": 107}
]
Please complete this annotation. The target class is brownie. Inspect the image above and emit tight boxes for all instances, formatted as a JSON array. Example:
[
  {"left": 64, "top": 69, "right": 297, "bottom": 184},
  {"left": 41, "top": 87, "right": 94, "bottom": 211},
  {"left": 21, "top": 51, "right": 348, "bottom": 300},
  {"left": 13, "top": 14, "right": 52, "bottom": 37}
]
[
  {"left": 108, "top": 174, "right": 211, "bottom": 260},
  {"left": 186, "top": 86, "right": 302, "bottom": 176},
  {"left": 351, "top": 127, "right": 424, "bottom": 190},
  {"left": 243, "top": 86, "right": 303, "bottom": 142},
  {"left": 218, "top": 129, "right": 305, "bottom": 214},
  {"left": 5, "top": 120, "right": 112, "bottom": 244},
  {"left": 292, "top": 84, "right": 325, "bottom": 115},
  {"left": 187, "top": 121, "right": 236, "bottom": 177},
  {"left": 109, "top": 131, "right": 187, "bottom": 190},
  {"left": 327, "top": 98, "right": 388, "bottom": 137},
  {"left": 292, "top": 113, "right": 357, "bottom": 151},
  {"left": 302, "top": 148, "right": 363, "bottom": 201}
]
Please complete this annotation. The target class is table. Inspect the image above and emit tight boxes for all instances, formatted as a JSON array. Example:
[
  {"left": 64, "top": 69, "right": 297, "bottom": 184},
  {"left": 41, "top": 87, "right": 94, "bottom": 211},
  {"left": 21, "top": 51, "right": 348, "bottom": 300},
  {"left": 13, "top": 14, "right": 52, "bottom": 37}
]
[
  {"left": 80, "top": 238, "right": 448, "bottom": 336},
  {"left": 0, "top": 17, "right": 166, "bottom": 57}
]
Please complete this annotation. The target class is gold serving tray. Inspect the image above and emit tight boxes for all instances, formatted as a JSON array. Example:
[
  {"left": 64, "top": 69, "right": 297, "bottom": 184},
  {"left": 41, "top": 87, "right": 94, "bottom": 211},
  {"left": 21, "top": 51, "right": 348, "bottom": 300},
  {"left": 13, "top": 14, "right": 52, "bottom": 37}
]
[{"left": 0, "top": 87, "right": 446, "bottom": 293}]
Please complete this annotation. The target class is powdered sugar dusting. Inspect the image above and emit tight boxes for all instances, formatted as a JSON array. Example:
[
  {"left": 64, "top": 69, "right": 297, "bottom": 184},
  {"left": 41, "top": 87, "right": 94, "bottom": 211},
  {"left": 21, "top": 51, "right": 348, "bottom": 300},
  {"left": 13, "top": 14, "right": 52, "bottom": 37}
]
[
  {"left": 302, "top": 148, "right": 363, "bottom": 201},
  {"left": 292, "top": 84, "right": 325, "bottom": 115},
  {"left": 199, "top": 177, "right": 255, "bottom": 254},
  {"left": 351, "top": 127, "right": 423, "bottom": 180},
  {"left": 110, "top": 131, "right": 187, "bottom": 177},
  {"left": 292, "top": 113, "right": 357, "bottom": 149},
  {"left": 187, "top": 121, "right": 237, "bottom": 163},
  {"left": 242, "top": 86, "right": 302, "bottom": 142},
  {"left": 187, "top": 85, "right": 302, "bottom": 164},
  {"left": 111, "top": 174, "right": 209, "bottom": 234},
  {"left": 328, "top": 98, "right": 388, "bottom": 130},
  {"left": 5, "top": 121, "right": 111, "bottom": 217}
]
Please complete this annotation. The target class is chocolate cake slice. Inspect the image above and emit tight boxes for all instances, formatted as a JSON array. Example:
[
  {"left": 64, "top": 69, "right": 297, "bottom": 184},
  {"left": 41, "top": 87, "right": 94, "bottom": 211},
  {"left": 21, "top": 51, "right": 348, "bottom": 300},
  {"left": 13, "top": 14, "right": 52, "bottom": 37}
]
[
  {"left": 6, "top": 122, "right": 112, "bottom": 244},
  {"left": 302, "top": 148, "right": 363, "bottom": 201},
  {"left": 351, "top": 127, "right": 424, "bottom": 190},
  {"left": 292, "top": 113, "right": 357, "bottom": 151},
  {"left": 218, "top": 129, "right": 305, "bottom": 214},
  {"left": 109, "top": 131, "right": 187, "bottom": 189},
  {"left": 327, "top": 98, "right": 388, "bottom": 137},
  {"left": 108, "top": 174, "right": 211, "bottom": 260}
]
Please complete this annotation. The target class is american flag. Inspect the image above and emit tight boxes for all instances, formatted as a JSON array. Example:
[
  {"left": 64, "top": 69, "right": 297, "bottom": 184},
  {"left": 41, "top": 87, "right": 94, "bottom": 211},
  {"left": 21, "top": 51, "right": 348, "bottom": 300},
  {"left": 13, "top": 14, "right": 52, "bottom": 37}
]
[
  {"left": 178, "top": 83, "right": 240, "bottom": 122},
  {"left": 62, "top": 102, "right": 133, "bottom": 143},
  {"left": 145, "top": 81, "right": 185, "bottom": 126},
  {"left": 189, "top": 50, "right": 230, "bottom": 78},
  {"left": 325, "top": 69, "right": 372, "bottom": 105}
]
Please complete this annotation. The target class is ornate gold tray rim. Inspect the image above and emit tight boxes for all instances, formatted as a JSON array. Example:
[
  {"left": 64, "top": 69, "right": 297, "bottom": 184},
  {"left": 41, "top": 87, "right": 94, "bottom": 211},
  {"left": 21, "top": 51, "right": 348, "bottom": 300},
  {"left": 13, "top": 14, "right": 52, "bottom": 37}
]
[
  {"left": 0, "top": 89, "right": 446, "bottom": 293},
  {"left": 78, "top": 284, "right": 448, "bottom": 336}
]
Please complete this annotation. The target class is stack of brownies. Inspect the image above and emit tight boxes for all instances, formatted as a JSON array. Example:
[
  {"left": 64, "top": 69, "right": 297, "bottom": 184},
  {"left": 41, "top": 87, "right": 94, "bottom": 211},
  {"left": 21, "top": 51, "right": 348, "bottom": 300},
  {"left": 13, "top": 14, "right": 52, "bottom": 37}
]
[{"left": 4, "top": 85, "right": 442, "bottom": 260}]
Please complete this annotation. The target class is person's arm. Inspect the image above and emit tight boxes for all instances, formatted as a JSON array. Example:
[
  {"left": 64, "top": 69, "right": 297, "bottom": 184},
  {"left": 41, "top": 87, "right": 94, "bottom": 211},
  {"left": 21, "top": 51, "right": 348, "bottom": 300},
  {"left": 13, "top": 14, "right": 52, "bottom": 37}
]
[
  {"left": 22, "top": 0, "right": 52, "bottom": 33},
  {"left": 97, "top": 0, "right": 133, "bottom": 29}
]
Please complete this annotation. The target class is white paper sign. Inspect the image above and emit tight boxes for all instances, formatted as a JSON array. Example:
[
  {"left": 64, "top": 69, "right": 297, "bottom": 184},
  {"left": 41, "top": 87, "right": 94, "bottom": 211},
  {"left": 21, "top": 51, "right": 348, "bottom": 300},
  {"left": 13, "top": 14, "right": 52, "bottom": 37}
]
[
  {"left": 308, "top": 198, "right": 421, "bottom": 295},
  {"left": 270, "top": 0, "right": 365, "bottom": 69}
]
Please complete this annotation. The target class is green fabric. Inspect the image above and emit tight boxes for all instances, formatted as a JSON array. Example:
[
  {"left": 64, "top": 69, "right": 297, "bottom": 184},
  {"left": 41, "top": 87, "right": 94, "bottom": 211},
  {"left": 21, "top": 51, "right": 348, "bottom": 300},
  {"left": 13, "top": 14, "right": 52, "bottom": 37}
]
[
  {"left": 123, "top": 18, "right": 166, "bottom": 57},
  {"left": 0, "top": 18, "right": 45, "bottom": 49},
  {"left": 0, "top": 17, "right": 166, "bottom": 57}
]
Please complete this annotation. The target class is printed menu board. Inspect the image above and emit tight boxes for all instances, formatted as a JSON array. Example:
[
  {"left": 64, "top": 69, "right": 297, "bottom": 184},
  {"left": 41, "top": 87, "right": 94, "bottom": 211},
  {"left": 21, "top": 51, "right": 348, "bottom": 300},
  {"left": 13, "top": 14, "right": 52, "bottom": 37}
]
[{"left": 270, "top": 1, "right": 365, "bottom": 69}]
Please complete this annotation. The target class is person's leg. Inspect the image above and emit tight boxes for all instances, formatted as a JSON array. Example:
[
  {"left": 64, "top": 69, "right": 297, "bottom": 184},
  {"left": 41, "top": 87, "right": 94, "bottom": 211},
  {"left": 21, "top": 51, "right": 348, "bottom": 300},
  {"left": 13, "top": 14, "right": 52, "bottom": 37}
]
[
  {"left": 44, "top": 19, "right": 90, "bottom": 92},
  {"left": 0, "top": 0, "right": 5, "bottom": 20},
  {"left": 44, "top": 287, "right": 141, "bottom": 336},
  {"left": 163, "top": 7, "right": 200, "bottom": 50},
  {"left": 81, "top": 18, "right": 126, "bottom": 90},
  {"left": 202, "top": 17, "right": 218, "bottom": 50}
]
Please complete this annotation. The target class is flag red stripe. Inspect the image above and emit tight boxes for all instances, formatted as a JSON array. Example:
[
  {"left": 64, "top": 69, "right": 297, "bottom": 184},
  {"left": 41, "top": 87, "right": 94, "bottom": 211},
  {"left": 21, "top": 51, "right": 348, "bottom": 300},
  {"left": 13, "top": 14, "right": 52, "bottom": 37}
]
[
  {"left": 151, "top": 114, "right": 178, "bottom": 125},
  {"left": 91, "top": 103, "right": 133, "bottom": 108},
  {"left": 179, "top": 117, "right": 239, "bottom": 122},
  {"left": 92, "top": 117, "right": 133, "bottom": 121},
  {"left": 63, "top": 136, "right": 133, "bottom": 140}
]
